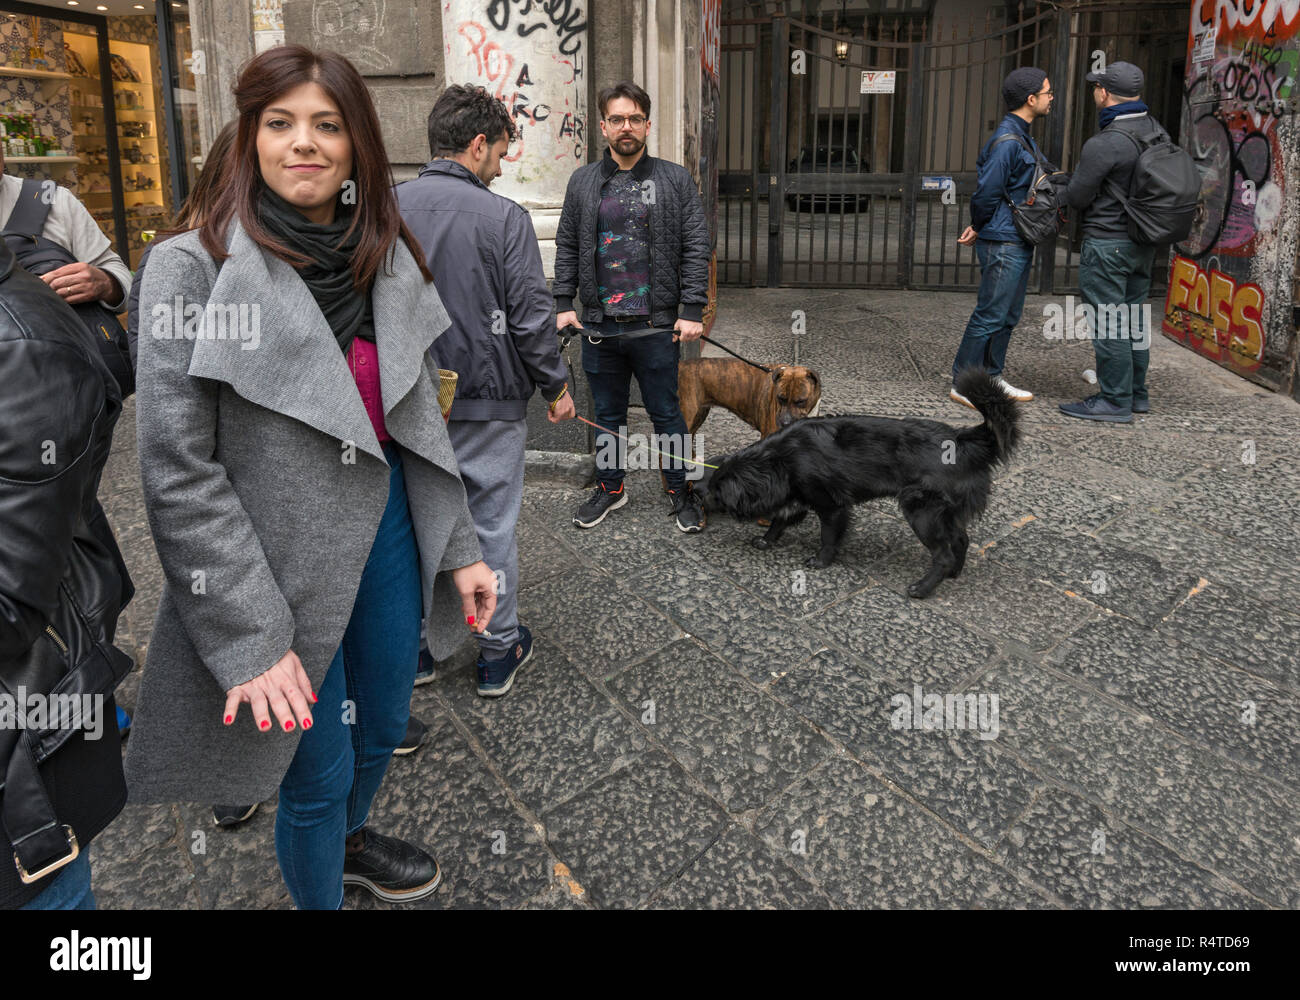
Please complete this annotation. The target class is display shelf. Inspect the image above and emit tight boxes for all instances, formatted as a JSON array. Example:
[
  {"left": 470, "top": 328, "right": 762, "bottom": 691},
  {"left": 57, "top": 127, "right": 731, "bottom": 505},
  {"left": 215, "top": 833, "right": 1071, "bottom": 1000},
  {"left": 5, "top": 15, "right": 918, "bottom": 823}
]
[
  {"left": 5, "top": 155, "right": 79, "bottom": 164},
  {"left": 0, "top": 67, "right": 72, "bottom": 81}
]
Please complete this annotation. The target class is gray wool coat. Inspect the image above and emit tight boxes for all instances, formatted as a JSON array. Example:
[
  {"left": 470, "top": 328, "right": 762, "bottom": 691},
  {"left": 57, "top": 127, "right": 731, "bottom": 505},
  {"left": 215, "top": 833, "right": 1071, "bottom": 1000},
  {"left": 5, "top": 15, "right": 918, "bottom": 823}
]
[{"left": 123, "top": 219, "right": 483, "bottom": 805}]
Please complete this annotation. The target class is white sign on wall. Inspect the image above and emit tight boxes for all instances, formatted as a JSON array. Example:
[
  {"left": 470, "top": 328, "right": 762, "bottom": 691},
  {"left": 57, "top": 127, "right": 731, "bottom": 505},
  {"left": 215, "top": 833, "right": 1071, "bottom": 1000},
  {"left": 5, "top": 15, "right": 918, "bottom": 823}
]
[{"left": 860, "top": 70, "right": 896, "bottom": 94}]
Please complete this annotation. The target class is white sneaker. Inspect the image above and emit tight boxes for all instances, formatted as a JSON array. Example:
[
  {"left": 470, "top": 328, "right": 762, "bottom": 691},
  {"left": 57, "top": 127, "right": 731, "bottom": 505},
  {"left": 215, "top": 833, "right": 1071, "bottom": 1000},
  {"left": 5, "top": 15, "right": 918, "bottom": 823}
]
[
  {"left": 993, "top": 376, "right": 1034, "bottom": 402},
  {"left": 949, "top": 387, "right": 976, "bottom": 410}
]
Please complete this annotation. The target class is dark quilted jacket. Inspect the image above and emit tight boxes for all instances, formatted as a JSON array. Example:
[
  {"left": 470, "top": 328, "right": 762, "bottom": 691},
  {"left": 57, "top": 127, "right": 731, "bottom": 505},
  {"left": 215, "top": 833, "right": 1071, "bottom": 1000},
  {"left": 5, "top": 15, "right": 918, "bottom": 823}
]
[{"left": 553, "top": 149, "right": 710, "bottom": 326}]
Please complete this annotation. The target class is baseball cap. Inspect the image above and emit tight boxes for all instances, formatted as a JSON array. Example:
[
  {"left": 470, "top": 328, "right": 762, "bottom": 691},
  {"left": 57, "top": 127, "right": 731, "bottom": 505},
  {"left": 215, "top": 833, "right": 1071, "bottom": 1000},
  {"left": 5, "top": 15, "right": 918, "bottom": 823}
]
[{"left": 1086, "top": 61, "right": 1144, "bottom": 98}]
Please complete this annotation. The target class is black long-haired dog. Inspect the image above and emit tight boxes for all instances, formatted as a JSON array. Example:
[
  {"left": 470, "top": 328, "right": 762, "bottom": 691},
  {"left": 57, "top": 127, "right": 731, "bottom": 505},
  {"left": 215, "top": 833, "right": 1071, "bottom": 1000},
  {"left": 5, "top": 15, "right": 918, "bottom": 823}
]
[{"left": 697, "top": 368, "right": 1019, "bottom": 599}]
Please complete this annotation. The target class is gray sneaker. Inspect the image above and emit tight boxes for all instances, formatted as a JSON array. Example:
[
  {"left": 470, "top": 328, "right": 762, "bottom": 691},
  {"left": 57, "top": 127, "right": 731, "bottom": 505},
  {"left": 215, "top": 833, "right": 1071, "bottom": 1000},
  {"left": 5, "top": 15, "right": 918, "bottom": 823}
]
[{"left": 1059, "top": 394, "right": 1132, "bottom": 423}]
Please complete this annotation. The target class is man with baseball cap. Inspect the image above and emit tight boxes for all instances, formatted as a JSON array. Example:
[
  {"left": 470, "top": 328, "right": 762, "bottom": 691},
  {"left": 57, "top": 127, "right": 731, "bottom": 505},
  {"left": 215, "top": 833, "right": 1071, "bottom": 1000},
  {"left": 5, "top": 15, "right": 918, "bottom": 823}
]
[
  {"left": 1060, "top": 61, "right": 1164, "bottom": 423},
  {"left": 949, "top": 66, "right": 1054, "bottom": 410}
]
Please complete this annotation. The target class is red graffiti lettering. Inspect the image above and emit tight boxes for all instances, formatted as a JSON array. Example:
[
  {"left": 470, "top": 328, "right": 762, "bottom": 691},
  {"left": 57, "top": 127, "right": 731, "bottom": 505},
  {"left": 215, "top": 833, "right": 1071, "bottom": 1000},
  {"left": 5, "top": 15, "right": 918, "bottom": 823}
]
[{"left": 1164, "top": 256, "right": 1266, "bottom": 370}]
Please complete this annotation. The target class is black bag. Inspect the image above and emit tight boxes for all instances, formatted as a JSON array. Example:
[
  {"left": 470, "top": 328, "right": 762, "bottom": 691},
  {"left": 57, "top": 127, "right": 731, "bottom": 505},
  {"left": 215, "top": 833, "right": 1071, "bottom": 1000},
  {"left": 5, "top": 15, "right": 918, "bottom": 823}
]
[
  {"left": 1, "top": 178, "right": 134, "bottom": 398},
  {"left": 1106, "top": 126, "right": 1201, "bottom": 246},
  {"left": 990, "top": 132, "right": 1068, "bottom": 246}
]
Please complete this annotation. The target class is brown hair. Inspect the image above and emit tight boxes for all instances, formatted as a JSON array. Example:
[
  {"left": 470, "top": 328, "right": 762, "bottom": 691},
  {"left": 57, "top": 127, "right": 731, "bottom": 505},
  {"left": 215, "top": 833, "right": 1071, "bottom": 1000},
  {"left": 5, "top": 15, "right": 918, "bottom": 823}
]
[
  {"left": 157, "top": 120, "right": 237, "bottom": 239},
  {"left": 199, "top": 45, "right": 431, "bottom": 289},
  {"left": 597, "top": 81, "right": 651, "bottom": 119}
]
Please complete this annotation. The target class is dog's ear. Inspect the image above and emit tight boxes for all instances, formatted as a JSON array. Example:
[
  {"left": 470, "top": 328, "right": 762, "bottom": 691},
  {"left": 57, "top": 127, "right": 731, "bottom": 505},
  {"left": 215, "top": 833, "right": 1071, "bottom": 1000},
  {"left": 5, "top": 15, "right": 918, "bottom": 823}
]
[
  {"left": 770, "top": 366, "right": 784, "bottom": 385},
  {"left": 808, "top": 369, "right": 821, "bottom": 390}
]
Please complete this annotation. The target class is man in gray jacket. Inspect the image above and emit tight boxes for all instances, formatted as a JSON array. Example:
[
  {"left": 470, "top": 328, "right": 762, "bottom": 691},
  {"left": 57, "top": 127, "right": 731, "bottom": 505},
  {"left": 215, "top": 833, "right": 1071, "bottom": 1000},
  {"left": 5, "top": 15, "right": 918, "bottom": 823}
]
[
  {"left": 1060, "top": 61, "right": 1162, "bottom": 423},
  {"left": 397, "top": 84, "right": 574, "bottom": 698}
]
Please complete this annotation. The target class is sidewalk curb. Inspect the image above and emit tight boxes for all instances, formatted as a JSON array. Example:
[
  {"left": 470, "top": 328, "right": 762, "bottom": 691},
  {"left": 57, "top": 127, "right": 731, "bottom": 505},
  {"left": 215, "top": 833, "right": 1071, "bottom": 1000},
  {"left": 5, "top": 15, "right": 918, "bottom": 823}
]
[{"left": 523, "top": 449, "right": 594, "bottom": 487}]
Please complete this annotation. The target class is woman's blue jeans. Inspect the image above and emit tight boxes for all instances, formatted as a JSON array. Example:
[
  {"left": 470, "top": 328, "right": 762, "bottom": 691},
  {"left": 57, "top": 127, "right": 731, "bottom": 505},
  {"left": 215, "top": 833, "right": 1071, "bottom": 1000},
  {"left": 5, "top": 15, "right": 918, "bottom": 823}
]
[
  {"left": 952, "top": 239, "right": 1034, "bottom": 382},
  {"left": 275, "top": 441, "right": 422, "bottom": 910}
]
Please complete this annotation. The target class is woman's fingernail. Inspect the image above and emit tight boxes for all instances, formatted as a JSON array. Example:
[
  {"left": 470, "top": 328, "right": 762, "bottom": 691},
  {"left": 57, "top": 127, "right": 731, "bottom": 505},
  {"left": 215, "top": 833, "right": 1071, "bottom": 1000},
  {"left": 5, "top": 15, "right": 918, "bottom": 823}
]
[
  {"left": 466, "top": 615, "right": 476, "bottom": 625},
  {"left": 285, "top": 720, "right": 294, "bottom": 731},
  {"left": 260, "top": 720, "right": 270, "bottom": 730},
  {"left": 224, "top": 714, "right": 233, "bottom": 725},
  {"left": 302, "top": 718, "right": 312, "bottom": 730},
  {"left": 310, "top": 691, "right": 318, "bottom": 703}
]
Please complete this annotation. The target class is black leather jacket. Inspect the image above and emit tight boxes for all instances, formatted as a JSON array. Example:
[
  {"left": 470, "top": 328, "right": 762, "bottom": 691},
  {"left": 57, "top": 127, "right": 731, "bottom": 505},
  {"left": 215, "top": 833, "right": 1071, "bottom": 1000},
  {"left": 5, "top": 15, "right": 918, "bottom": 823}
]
[
  {"left": 0, "top": 240, "right": 133, "bottom": 908},
  {"left": 553, "top": 149, "right": 711, "bottom": 327}
]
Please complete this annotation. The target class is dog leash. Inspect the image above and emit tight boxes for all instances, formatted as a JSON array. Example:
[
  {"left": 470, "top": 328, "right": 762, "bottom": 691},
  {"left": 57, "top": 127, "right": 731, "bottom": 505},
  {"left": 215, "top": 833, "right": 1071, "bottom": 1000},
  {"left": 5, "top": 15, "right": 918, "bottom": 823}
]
[
  {"left": 699, "top": 335, "right": 774, "bottom": 373},
  {"left": 559, "top": 327, "right": 773, "bottom": 374},
  {"left": 573, "top": 414, "right": 718, "bottom": 471}
]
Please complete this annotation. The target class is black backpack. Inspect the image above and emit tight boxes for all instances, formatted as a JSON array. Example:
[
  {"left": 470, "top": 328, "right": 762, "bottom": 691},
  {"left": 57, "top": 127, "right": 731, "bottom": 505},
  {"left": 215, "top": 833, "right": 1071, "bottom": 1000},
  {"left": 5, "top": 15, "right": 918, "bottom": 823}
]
[
  {"left": 1, "top": 178, "right": 135, "bottom": 398},
  {"left": 1106, "top": 124, "right": 1201, "bottom": 246},
  {"left": 990, "top": 132, "right": 1069, "bottom": 246}
]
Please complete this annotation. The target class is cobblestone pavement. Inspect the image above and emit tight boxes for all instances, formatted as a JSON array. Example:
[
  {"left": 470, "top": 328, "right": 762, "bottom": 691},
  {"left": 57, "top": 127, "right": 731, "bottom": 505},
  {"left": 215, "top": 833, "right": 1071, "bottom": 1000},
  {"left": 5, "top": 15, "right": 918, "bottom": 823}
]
[{"left": 93, "top": 286, "right": 1300, "bottom": 909}]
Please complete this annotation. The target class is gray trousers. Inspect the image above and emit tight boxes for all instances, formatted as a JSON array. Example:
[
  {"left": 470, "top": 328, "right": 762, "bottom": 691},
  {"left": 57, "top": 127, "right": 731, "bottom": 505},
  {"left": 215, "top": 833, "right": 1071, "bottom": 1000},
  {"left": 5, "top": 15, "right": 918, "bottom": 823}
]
[{"left": 444, "top": 418, "right": 527, "bottom": 657}]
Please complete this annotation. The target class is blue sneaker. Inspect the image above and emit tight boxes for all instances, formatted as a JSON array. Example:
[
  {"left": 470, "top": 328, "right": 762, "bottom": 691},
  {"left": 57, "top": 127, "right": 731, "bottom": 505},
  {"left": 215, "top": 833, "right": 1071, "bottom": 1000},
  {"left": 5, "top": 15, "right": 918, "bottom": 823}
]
[
  {"left": 414, "top": 647, "right": 436, "bottom": 687},
  {"left": 476, "top": 626, "right": 534, "bottom": 698},
  {"left": 115, "top": 704, "right": 131, "bottom": 738},
  {"left": 1058, "top": 394, "right": 1132, "bottom": 423}
]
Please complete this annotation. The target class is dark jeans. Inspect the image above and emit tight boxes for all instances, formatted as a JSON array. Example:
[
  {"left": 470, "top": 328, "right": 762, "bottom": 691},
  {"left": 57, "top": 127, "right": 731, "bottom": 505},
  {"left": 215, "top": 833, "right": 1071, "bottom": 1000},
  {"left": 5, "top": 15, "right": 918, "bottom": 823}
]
[
  {"left": 275, "top": 440, "right": 422, "bottom": 910},
  {"left": 581, "top": 322, "right": 689, "bottom": 492},
  {"left": 952, "top": 239, "right": 1034, "bottom": 382},
  {"left": 1078, "top": 237, "right": 1155, "bottom": 408}
]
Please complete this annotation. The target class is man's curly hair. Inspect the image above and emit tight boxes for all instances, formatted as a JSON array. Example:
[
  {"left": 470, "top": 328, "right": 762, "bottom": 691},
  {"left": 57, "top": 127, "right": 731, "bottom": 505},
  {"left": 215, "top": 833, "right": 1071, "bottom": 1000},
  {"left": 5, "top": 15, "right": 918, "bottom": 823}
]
[{"left": 427, "top": 84, "right": 518, "bottom": 157}]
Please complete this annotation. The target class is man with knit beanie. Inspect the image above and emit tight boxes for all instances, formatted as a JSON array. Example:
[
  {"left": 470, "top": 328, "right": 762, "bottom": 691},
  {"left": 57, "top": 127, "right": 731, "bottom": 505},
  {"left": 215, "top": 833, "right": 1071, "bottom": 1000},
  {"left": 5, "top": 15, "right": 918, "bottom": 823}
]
[{"left": 950, "top": 66, "right": 1054, "bottom": 409}]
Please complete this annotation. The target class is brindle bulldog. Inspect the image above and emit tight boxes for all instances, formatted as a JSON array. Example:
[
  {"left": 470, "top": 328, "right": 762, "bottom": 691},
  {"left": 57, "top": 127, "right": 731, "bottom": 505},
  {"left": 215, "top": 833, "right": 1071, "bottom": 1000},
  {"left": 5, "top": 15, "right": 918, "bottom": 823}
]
[{"left": 678, "top": 357, "right": 822, "bottom": 439}]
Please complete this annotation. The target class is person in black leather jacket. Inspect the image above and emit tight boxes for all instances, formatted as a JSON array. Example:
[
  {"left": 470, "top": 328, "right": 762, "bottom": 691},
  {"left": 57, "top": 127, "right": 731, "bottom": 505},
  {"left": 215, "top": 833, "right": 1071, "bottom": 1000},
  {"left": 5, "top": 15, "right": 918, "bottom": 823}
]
[{"left": 0, "top": 238, "right": 134, "bottom": 909}]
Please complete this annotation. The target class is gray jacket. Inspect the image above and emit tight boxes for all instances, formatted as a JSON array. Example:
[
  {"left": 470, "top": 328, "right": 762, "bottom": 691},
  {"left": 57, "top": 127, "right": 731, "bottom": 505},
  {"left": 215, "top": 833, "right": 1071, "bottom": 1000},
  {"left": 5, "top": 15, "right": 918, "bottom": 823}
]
[
  {"left": 1065, "top": 111, "right": 1170, "bottom": 240},
  {"left": 396, "top": 160, "right": 568, "bottom": 420},
  {"left": 123, "top": 220, "right": 483, "bottom": 805}
]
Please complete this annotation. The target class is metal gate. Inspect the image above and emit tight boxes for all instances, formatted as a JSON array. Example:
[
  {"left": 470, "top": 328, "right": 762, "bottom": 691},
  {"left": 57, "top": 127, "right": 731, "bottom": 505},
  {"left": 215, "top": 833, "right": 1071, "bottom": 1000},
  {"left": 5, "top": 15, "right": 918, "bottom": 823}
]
[{"left": 716, "top": 2, "right": 1189, "bottom": 292}]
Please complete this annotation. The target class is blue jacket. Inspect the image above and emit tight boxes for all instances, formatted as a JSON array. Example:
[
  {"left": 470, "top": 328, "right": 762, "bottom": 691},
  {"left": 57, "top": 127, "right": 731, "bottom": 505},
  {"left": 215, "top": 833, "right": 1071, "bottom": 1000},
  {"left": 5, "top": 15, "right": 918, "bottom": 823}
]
[
  {"left": 969, "top": 113, "right": 1043, "bottom": 244},
  {"left": 395, "top": 160, "right": 569, "bottom": 421}
]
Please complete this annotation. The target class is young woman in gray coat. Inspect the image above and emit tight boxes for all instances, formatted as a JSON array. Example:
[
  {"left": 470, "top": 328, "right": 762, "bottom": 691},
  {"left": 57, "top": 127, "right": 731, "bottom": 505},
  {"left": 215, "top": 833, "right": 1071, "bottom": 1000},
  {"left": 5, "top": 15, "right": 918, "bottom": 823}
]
[{"left": 125, "top": 46, "right": 497, "bottom": 909}]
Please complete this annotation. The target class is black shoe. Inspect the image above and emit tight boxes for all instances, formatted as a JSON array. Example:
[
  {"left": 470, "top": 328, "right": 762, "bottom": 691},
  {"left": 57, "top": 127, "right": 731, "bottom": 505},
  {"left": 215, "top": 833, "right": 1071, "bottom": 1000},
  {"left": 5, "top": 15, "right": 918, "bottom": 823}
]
[
  {"left": 573, "top": 482, "right": 628, "bottom": 528},
  {"left": 212, "top": 803, "right": 259, "bottom": 828},
  {"left": 391, "top": 715, "right": 428, "bottom": 756},
  {"left": 342, "top": 828, "right": 441, "bottom": 902},
  {"left": 1132, "top": 397, "right": 1150, "bottom": 414},
  {"left": 667, "top": 483, "right": 705, "bottom": 533},
  {"left": 413, "top": 647, "right": 436, "bottom": 686}
]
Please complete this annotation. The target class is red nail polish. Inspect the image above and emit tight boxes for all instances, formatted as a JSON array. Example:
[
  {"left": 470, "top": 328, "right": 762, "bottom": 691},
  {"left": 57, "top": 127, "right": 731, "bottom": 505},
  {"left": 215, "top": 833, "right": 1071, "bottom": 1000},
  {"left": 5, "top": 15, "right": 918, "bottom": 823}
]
[
  {"left": 302, "top": 718, "right": 312, "bottom": 730},
  {"left": 285, "top": 720, "right": 294, "bottom": 731},
  {"left": 310, "top": 691, "right": 318, "bottom": 703},
  {"left": 260, "top": 720, "right": 270, "bottom": 730},
  {"left": 467, "top": 615, "right": 476, "bottom": 625},
  {"left": 224, "top": 714, "right": 233, "bottom": 725}
]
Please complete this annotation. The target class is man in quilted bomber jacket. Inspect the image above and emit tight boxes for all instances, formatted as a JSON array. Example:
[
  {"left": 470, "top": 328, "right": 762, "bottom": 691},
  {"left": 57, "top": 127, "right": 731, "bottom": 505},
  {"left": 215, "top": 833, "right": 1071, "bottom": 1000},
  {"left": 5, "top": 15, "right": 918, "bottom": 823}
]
[{"left": 553, "top": 80, "right": 712, "bottom": 534}]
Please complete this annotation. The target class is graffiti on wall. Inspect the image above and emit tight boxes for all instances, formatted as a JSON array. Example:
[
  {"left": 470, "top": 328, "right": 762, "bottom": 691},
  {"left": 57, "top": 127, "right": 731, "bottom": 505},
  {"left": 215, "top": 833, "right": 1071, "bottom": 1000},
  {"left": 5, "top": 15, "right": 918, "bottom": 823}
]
[
  {"left": 1163, "top": 0, "right": 1300, "bottom": 383},
  {"left": 444, "top": 0, "right": 586, "bottom": 204}
]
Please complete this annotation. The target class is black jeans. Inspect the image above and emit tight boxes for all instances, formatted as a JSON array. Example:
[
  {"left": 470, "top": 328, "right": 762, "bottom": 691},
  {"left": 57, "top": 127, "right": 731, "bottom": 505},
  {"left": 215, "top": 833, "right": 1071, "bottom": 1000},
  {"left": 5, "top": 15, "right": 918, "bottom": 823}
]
[{"left": 581, "top": 322, "right": 689, "bottom": 492}]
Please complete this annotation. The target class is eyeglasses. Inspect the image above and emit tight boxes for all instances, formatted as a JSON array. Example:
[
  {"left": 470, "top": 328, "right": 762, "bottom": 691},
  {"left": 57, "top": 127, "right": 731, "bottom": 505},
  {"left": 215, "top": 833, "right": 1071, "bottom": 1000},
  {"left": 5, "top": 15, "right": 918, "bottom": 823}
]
[{"left": 605, "top": 115, "right": 647, "bottom": 128}]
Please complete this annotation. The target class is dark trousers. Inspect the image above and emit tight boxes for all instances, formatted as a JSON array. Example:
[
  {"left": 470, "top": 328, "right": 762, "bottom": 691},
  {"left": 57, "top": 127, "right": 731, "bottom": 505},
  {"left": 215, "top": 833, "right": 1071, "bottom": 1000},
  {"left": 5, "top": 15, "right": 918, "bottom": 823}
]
[
  {"left": 581, "top": 323, "right": 689, "bottom": 492},
  {"left": 1078, "top": 237, "right": 1155, "bottom": 408},
  {"left": 952, "top": 239, "right": 1034, "bottom": 382}
]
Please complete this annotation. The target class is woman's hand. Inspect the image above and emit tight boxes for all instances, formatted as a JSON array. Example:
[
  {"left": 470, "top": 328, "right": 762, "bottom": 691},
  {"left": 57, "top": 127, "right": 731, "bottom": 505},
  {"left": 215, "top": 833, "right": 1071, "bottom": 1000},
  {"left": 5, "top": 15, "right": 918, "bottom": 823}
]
[
  {"left": 452, "top": 560, "right": 498, "bottom": 634},
  {"left": 223, "top": 648, "right": 316, "bottom": 733}
]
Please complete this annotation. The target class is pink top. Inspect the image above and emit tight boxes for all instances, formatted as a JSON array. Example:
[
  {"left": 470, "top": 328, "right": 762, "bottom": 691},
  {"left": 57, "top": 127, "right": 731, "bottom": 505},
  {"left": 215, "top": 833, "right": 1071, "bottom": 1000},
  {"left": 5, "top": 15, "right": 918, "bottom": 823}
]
[{"left": 347, "top": 337, "right": 391, "bottom": 443}]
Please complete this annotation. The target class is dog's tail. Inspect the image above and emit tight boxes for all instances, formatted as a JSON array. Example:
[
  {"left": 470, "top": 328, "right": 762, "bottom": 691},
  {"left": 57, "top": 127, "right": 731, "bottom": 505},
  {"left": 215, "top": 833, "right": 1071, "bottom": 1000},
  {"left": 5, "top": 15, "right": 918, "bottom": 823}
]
[{"left": 955, "top": 368, "right": 1020, "bottom": 464}]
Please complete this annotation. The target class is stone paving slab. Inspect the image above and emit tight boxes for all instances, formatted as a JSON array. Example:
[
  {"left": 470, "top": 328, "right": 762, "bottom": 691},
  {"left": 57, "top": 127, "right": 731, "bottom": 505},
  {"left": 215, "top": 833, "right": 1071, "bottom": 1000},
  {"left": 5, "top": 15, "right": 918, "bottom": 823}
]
[
  {"left": 605, "top": 638, "right": 833, "bottom": 814},
  {"left": 984, "top": 658, "right": 1299, "bottom": 907},
  {"left": 995, "top": 787, "right": 1264, "bottom": 909},
  {"left": 89, "top": 286, "right": 1300, "bottom": 908},
  {"left": 769, "top": 649, "right": 1046, "bottom": 851},
  {"left": 1047, "top": 617, "right": 1300, "bottom": 786},
  {"left": 753, "top": 755, "right": 1053, "bottom": 908}
]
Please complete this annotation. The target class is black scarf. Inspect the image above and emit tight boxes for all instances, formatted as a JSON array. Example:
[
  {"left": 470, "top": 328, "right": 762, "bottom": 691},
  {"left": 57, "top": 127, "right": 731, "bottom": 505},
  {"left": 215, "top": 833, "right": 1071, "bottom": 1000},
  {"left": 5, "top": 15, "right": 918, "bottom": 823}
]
[{"left": 256, "top": 186, "right": 374, "bottom": 352}]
